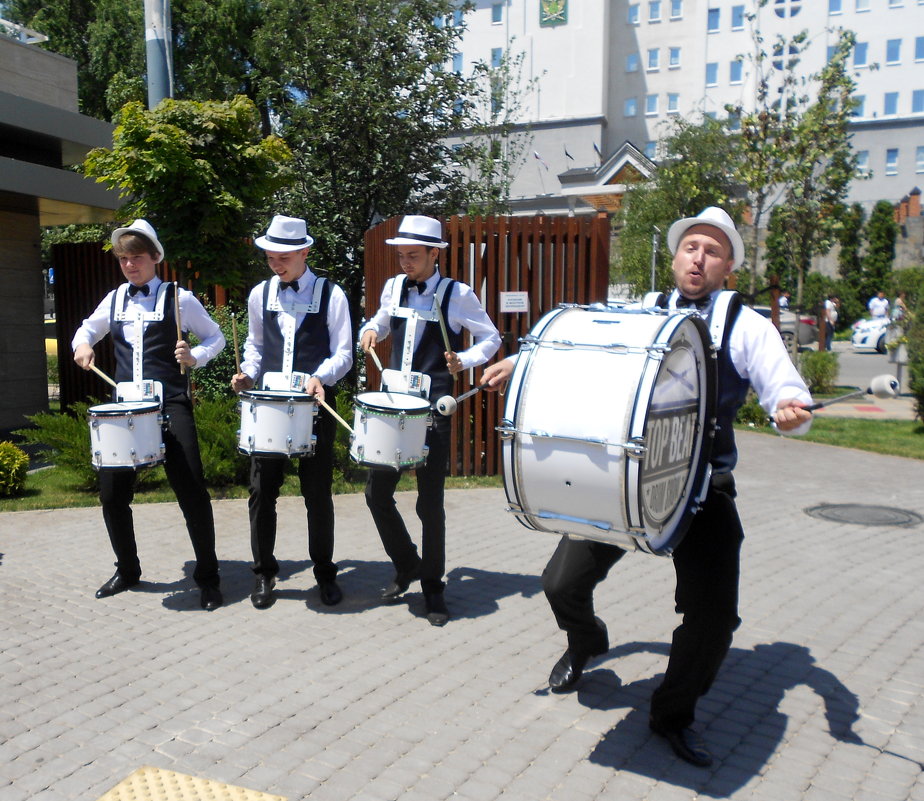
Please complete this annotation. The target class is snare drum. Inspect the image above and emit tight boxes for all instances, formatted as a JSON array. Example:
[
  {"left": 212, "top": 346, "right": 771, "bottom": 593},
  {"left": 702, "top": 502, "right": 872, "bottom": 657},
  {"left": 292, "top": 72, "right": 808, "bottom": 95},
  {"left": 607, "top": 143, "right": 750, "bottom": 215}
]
[
  {"left": 238, "top": 390, "right": 317, "bottom": 457},
  {"left": 498, "top": 305, "right": 716, "bottom": 556},
  {"left": 350, "top": 391, "right": 432, "bottom": 470},
  {"left": 88, "top": 401, "right": 165, "bottom": 470}
]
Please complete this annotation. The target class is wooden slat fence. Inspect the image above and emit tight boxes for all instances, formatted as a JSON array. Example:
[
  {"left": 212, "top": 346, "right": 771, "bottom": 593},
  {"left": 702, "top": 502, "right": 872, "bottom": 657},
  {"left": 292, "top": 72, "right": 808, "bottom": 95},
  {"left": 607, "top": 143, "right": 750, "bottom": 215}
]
[{"left": 363, "top": 214, "right": 611, "bottom": 477}]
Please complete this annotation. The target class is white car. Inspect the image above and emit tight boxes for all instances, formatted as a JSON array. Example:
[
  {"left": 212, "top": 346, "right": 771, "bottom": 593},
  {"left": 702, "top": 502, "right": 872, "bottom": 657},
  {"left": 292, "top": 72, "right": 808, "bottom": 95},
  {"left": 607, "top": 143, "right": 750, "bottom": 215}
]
[
  {"left": 851, "top": 317, "right": 891, "bottom": 353},
  {"left": 752, "top": 306, "right": 818, "bottom": 347}
]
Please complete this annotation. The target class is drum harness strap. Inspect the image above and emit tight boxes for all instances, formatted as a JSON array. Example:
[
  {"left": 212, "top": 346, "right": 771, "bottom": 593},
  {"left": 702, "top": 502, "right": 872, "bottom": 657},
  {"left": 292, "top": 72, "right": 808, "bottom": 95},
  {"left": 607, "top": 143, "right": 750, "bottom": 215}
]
[
  {"left": 112, "top": 282, "right": 170, "bottom": 395},
  {"left": 265, "top": 274, "right": 326, "bottom": 381},
  {"left": 387, "top": 274, "right": 453, "bottom": 378}
]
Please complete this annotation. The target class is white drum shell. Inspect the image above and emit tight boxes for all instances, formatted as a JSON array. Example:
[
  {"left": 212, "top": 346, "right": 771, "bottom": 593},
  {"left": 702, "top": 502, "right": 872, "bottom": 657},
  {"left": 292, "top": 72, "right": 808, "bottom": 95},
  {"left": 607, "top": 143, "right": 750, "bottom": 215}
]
[
  {"left": 238, "top": 390, "right": 318, "bottom": 457},
  {"left": 350, "top": 391, "right": 432, "bottom": 470},
  {"left": 500, "top": 306, "right": 714, "bottom": 556},
  {"left": 88, "top": 401, "right": 165, "bottom": 470}
]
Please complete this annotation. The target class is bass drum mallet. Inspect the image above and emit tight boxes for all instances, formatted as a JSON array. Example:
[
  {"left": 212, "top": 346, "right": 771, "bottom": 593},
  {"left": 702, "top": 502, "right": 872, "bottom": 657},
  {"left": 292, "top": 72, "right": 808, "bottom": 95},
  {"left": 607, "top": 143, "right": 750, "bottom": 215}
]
[
  {"left": 805, "top": 374, "right": 899, "bottom": 412},
  {"left": 435, "top": 385, "right": 487, "bottom": 416}
]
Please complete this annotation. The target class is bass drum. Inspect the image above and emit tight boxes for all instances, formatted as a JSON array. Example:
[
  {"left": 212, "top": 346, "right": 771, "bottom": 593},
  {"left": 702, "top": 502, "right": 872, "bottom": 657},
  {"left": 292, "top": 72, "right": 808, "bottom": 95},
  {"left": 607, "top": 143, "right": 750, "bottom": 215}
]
[{"left": 499, "top": 305, "right": 716, "bottom": 556}]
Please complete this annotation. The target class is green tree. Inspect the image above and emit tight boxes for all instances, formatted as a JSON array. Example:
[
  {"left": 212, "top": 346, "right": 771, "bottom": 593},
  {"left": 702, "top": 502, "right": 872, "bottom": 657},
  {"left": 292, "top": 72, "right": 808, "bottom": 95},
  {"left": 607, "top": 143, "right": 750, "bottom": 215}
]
[
  {"left": 82, "top": 95, "right": 293, "bottom": 289},
  {"left": 613, "top": 117, "right": 743, "bottom": 296},
  {"left": 860, "top": 200, "right": 899, "bottom": 302}
]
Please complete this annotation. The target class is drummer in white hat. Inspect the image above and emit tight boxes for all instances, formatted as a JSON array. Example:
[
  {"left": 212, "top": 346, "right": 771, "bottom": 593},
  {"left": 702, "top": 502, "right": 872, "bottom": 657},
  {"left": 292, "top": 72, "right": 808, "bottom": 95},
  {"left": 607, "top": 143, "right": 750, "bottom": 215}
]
[
  {"left": 231, "top": 214, "right": 353, "bottom": 610},
  {"left": 483, "top": 206, "right": 813, "bottom": 767},
  {"left": 359, "top": 214, "right": 500, "bottom": 626}
]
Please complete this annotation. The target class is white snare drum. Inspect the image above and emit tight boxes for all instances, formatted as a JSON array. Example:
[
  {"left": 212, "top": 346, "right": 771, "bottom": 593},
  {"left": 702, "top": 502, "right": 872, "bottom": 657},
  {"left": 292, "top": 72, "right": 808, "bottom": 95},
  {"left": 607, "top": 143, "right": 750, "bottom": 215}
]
[
  {"left": 238, "top": 390, "right": 317, "bottom": 457},
  {"left": 350, "top": 391, "right": 432, "bottom": 470},
  {"left": 499, "top": 305, "right": 716, "bottom": 556},
  {"left": 88, "top": 401, "right": 165, "bottom": 470}
]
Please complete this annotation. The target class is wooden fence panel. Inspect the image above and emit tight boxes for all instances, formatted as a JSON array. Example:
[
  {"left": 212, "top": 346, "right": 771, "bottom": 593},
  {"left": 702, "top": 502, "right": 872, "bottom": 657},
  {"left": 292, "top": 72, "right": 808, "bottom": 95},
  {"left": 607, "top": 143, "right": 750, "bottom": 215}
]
[{"left": 363, "top": 214, "right": 610, "bottom": 477}]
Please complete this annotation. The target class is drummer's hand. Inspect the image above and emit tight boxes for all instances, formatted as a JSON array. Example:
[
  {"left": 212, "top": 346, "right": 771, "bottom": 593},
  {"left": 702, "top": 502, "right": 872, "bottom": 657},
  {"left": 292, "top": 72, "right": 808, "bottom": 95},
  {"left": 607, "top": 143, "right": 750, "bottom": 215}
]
[
  {"left": 175, "top": 339, "right": 197, "bottom": 367},
  {"left": 231, "top": 372, "right": 254, "bottom": 394},
  {"left": 73, "top": 343, "right": 95, "bottom": 370},
  {"left": 306, "top": 376, "right": 325, "bottom": 404},
  {"left": 482, "top": 358, "right": 514, "bottom": 390},
  {"left": 772, "top": 398, "right": 812, "bottom": 431},
  {"left": 445, "top": 350, "right": 464, "bottom": 375},
  {"left": 361, "top": 330, "right": 377, "bottom": 352}
]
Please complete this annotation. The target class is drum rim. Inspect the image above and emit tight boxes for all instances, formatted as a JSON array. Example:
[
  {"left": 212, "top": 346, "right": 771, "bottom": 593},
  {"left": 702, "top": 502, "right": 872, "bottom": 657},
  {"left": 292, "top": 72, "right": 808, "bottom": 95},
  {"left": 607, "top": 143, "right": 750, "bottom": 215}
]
[
  {"left": 88, "top": 401, "right": 162, "bottom": 415},
  {"left": 355, "top": 390, "right": 432, "bottom": 413},
  {"left": 240, "top": 389, "right": 317, "bottom": 402}
]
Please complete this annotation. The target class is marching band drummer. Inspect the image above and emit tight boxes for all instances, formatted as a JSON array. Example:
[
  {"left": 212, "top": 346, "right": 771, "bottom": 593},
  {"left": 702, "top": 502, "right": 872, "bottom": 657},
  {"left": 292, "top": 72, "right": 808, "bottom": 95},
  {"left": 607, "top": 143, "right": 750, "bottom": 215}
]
[
  {"left": 230, "top": 215, "right": 353, "bottom": 610},
  {"left": 359, "top": 215, "right": 500, "bottom": 626},
  {"left": 483, "top": 207, "right": 813, "bottom": 767},
  {"left": 72, "top": 219, "right": 226, "bottom": 610}
]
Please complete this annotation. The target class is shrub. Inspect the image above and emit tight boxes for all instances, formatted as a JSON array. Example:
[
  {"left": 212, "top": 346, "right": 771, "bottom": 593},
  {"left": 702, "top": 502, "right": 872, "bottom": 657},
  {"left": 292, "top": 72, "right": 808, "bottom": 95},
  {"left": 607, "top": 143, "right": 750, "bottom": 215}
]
[
  {"left": 47, "top": 354, "right": 59, "bottom": 386},
  {"left": 0, "top": 441, "right": 29, "bottom": 497},
  {"left": 800, "top": 350, "right": 839, "bottom": 395},
  {"left": 194, "top": 396, "right": 251, "bottom": 486},
  {"left": 191, "top": 303, "right": 248, "bottom": 403},
  {"left": 735, "top": 392, "right": 771, "bottom": 428}
]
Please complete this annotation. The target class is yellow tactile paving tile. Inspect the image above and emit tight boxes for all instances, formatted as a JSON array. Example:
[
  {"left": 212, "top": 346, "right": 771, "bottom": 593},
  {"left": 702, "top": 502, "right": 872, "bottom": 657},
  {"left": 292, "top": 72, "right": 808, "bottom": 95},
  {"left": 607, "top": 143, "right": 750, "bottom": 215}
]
[{"left": 96, "top": 766, "right": 287, "bottom": 801}]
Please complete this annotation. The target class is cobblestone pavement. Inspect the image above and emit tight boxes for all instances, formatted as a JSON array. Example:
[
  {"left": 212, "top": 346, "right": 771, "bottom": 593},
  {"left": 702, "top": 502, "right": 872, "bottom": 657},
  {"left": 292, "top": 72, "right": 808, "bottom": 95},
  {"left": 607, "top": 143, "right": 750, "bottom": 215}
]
[{"left": 2, "top": 431, "right": 923, "bottom": 801}]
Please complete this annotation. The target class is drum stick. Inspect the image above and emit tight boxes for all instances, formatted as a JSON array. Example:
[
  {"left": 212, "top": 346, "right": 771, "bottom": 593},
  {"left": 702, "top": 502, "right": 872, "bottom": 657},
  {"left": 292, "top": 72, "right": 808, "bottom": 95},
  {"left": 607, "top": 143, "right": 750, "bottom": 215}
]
[
  {"left": 434, "top": 303, "right": 457, "bottom": 382},
  {"left": 231, "top": 312, "right": 241, "bottom": 374},
  {"left": 368, "top": 345, "right": 384, "bottom": 373},
  {"left": 174, "top": 281, "right": 186, "bottom": 376},
  {"left": 316, "top": 396, "right": 354, "bottom": 434},
  {"left": 90, "top": 364, "right": 118, "bottom": 389}
]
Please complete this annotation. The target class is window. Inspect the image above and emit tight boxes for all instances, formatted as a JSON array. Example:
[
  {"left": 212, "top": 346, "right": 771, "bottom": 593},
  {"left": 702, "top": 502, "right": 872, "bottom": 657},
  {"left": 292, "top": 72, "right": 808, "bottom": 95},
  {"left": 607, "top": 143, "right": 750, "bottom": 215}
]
[
  {"left": 912, "top": 90, "right": 924, "bottom": 113},
  {"left": 886, "top": 39, "right": 901, "bottom": 64},
  {"left": 888, "top": 0, "right": 903, "bottom": 6},
  {"left": 916, "top": 37, "right": 924, "bottom": 61},
  {"left": 626, "top": 52, "right": 640, "bottom": 72},
  {"left": 648, "top": 48, "right": 660, "bottom": 70},
  {"left": 453, "top": 8, "right": 464, "bottom": 25},
  {"left": 917, "top": 146, "right": 924, "bottom": 173},
  {"left": 854, "top": 42, "right": 868, "bottom": 68},
  {"left": 853, "top": 95, "right": 866, "bottom": 116},
  {"left": 707, "top": 8, "right": 720, "bottom": 31},
  {"left": 731, "top": 4, "right": 745, "bottom": 27},
  {"left": 452, "top": 52, "right": 463, "bottom": 73},
  {"left": 829, "top": 0, "right": 842, "bottom": 12},
  {"left": 775, "top": 0, "right": 802, "bottom": 17},
  {"left": 827, "top": 45, "right": 837, "bottom": 62},
  {"left": 646, "top": 94, "right": 659, "bottom": 115},
  {"left": 885, "top": 148, "right": 899, "bottom": 175},
  {"left": 669, "top": 47, "right": 681, "bottom": 67},
  {"left": 706, "top": 62, "right": 719, "bottom": 86},
  {"left": 856, "top": 150, "right": 869, "bottom": 175},
  {"left": 491, "top": 3, "right": 503, "bottom": 23},
  {"left": 884, "top": 92, "right": 899, "bottom": 115},
  {"left": 730, "top": 60, "right": 743, "bottom": 83},
  {"left": 649, "top": 0, "right": 662, "bottom": 21},
  {"left": 491, "top": 47, "right": 503, "bottom": 68},
  {"left": 855, "top": 0, "right": 869, "bottom": 10},
  {"left": 671, "top": 0, "right": 683, "bottom": 17},
  {"left": 645, "top": 141, "right": 658, "bottom": 158},
  {"left": 667, "top": 92, "right": 680, "bottom": 112},
  {"left": 728, "top": 112, "right": 741, "bottom": 131},
  {"left": 624, "top": 98, "right": 638, "bottom": 117},
  {"left": 628, "top": 3, "right": 640, "bottom": 23}
]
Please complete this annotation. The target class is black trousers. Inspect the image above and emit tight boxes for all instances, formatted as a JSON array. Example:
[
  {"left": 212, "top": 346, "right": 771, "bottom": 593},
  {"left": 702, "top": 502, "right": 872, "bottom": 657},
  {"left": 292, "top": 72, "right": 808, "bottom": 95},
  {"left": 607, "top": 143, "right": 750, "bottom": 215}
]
[
  {"left": 248, "top": 395, "right": 338, "bottom": 584},
  {"left": 543, "top": 475, "right": 743, "bottom": 731},
  {"left": 364, "top": 412, "right": 450, "bottom": 595},
  {"left": 98, "top": 395, "right": 219, "bottom": 589}
]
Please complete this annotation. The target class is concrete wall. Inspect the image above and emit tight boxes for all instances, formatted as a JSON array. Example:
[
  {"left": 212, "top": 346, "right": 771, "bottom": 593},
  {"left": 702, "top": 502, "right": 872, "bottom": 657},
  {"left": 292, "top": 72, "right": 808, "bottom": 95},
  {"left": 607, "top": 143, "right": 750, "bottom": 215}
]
[
  {"left": 0, "top": 209, "right": 48, "bottom": 431},
  {"left": 0, "top": 37, "right": 78, "bottom": 111}
]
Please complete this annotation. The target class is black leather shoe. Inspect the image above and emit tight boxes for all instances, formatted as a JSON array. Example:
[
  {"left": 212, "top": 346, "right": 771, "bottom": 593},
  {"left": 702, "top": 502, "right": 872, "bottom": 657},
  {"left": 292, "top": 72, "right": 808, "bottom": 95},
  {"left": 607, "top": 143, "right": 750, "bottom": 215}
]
[
  {"left": 424, "top": 592, "right": 449, "bottom": 626},
  {"left": 548, "top": 619, "right": 608, "bottom": 693},
  {"left": 95, "top": 572, "right": 139, "bottom": 598},
  {"left": 200, "top": 586, "right": 223, "bottom": 611},
  {"left": 251, "top": 575, "right": 275, "bottom": 609},
  {"left": 318, "top": 580, "right": 343, "bottom": 606},
  {"left": 650, "top": 722, "right": 713, "bottom": 768},
  {"left": 381, "top": 564, "right": 421, "bottom": 601}
]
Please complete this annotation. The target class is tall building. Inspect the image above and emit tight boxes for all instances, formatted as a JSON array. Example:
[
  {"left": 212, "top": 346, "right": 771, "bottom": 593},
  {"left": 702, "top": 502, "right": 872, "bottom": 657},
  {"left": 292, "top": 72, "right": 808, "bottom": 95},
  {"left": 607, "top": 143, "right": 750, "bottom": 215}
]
[{"left": 454, "top": 0, "right": 924, "bottom": 216}]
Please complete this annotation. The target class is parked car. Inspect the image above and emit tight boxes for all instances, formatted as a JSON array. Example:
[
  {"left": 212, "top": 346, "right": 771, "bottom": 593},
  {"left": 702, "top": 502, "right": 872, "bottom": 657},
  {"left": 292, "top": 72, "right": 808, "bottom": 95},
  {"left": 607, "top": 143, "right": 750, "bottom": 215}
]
[
  {"left": 752, "top": 306, "right": 818, "bottom": 347},
  {"left": 851, "top": 316, "right": 890, "bottom": 354}
]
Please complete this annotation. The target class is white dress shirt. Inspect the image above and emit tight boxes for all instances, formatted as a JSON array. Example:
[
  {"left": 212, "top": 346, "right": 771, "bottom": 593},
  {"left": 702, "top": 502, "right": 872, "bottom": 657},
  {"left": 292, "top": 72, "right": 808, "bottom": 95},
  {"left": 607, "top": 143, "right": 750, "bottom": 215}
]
[
  {"left": 359, "top": 270, "right": 501, "bottom": 370},
  {"left": 240, "top": 267, "right": 353, "bottom": 386},
  {"left": 71, "top": 276, "right": 225, "bottom": 367}
]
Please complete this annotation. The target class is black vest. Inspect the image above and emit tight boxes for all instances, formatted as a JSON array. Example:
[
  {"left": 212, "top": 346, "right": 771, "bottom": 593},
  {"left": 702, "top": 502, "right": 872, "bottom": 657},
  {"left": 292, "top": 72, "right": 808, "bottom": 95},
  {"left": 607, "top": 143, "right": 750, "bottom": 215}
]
[
  {"left": 110, "top": 282, "right": 189, "bottom": 399},
  {"left": 709, "top": 294, "right": 751, "bottom": 474},
  {"left": 260, "top": 277, "right": 335, "bottom": 385},
  {"left": 388, "top": 276, "right": 462, "bottom": 400}
]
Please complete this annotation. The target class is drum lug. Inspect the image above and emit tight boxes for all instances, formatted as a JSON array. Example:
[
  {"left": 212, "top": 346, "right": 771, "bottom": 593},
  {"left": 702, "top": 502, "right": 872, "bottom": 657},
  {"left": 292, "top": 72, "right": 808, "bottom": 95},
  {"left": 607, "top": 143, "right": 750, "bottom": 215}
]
[
  {"left": 127, "top": 415, "right": 134, "bottom": 431},
  {"left": 91, "top": 419, "right": 100, "bottom": 430},
  {"left": 287, "top": 404, "right": 295, "bottom": 418},
  {"left": 286, "top": 435, "right": 293, "bottom": 451},
  {"left": 356, "top": 444, "right": 364, "bottom": 459},
  {"left": 395, "top": 448, "right": 402, "bottom": 462},
  {"left": 497, "top": 419, "right": 514, "bottom": 441},
  {"left": 623, "top": 437, "right": 647, "bottom": 458},
  {"left": 398, "top": 411, "right": 406, "bottom": 430}
]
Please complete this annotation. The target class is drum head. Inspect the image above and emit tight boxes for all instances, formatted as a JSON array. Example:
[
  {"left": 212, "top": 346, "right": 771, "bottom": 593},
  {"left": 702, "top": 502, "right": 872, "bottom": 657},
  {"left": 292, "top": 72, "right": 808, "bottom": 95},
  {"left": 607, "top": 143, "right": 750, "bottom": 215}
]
[
  {"left": 89, "top": 401, "right": 160, "bottom": 415},
  {"left": 629, "top": 313, "right": 715, "bottom": 553},
  {"left": 356, "top": 391, "right": 431, "bottom": 413},
  {"left": 243, "top": 389, "right": 315, "bottom": 403}
]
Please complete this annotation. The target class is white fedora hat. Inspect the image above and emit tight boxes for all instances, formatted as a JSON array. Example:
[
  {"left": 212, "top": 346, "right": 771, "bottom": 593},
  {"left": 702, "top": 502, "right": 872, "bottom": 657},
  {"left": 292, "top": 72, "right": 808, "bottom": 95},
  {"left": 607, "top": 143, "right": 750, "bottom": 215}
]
[
  {"left": 667, "top": 206, "right": 745, "bottom": 270},
  {"left": 254, "top": 215, "right": 315, "bottom": 251},
  {"left": 111, "top": 219, "right": 165, "bottom": 263},
  {"left": 385, "top": 215, "right": 448, "bottom": 249}
]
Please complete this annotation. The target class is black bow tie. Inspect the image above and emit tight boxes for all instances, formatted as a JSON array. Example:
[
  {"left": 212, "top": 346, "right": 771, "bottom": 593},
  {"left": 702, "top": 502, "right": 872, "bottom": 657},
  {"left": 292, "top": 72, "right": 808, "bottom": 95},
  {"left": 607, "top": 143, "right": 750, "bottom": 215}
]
[
  {"left": 677, "top": 294, "right": 710, "bottom": 310},
  {"left": 279, "top": 280, "right": 299, "bottom": 293},
  {"left": 406, "top": 279, "right": 425, "bottom": 293},
  {"left": 128, "top": 284, "right": 150, "bottom": 297}
]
